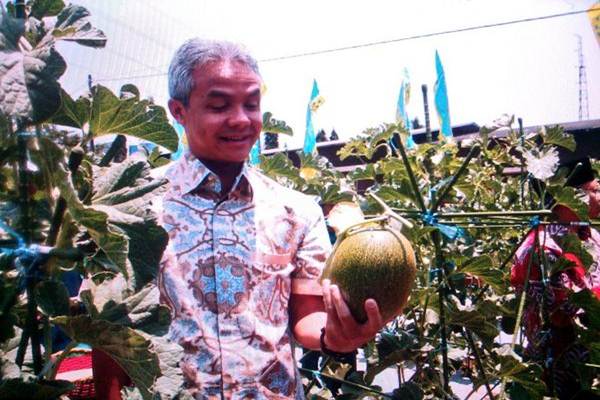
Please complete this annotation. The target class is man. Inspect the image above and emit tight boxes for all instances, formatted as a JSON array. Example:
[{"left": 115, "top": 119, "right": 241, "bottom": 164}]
[
  {"left": 158, "top": 38, "right": 385, "bottom": 399},
  {"left": 511, "top": 158, "right": 600, "bottom": 399}
]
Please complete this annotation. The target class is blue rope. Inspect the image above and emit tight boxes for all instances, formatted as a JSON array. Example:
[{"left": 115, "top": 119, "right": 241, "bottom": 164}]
[{"left": 421, "top": 211, "right": 466, "bottom": 241}]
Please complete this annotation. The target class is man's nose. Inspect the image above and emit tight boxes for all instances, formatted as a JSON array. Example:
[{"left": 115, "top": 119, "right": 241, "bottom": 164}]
[{"left": 228, "top": 106, "right": 251, "bottom": 127}]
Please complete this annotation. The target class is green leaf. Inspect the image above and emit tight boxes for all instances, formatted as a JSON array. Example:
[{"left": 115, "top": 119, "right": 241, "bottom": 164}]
[
  {"left": 542, "top": 125, "right": 576, "bottom": 152},
  {"left": 262, "top": 111, "right": 293, "bottom": 135},
  {"left": 93, "top": 159, "right": 148, "bottom": 200},
  {"left": 46, "top": 5, "right": 106, "bottom": 48},
  {"left": 147, "top": 147, "right": 170, "bottom": 168},
  {"left": 54, "top": 164, "right": 130, "bottom": 277},
  {"left": 0, "top": 27, "right": 66, "bottom": 123},
  {"left": 49, "top": 89, "right": 90, "bottom": 129},
  {"left": 94, "top": 281, "right": 170, "bottom": 336},
  {"left": 494, "top": 349, "right": 546, "bottom": 400},
  {"left": 53, "top": 315, "right": 160, "bottom": 400},
  {"left": 447, "top": 306, "right": 498, "bottom": 345},
  {"left": 89, "top": 85, "right": 178, "bottom": 151},
  {"left": 570, "top": 289, "right": 600, "bottom": 331},
  {"left": 93, "top": 178, "right": 166, "bottom": 208},
  {"left": 258, "top": 152, "right": 299, "bottom": 182},
  {"left": 90, "top": 160, "right": 169, "bottom": 288},
  {"left": 456, "top": 255, "right": 505, "bottom": 294},
  {"left": 29, "top": 0, "right": 65, "bottom": 19},
  {"left": 0, "top": 378, "right": 73, "bottom": 400},
  {"left": 34, "top": 280, "right": 70, "bottom": 317},
  {"left": 548, "top": 185, "right": 588, "bottom": 221}
]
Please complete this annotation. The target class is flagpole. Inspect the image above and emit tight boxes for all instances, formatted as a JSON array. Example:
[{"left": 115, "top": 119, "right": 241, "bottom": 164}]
[{"left": 421, "top": 84, "right": 432, "bottom": 143}]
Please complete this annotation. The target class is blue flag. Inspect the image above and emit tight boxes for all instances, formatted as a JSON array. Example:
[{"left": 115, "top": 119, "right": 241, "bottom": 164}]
[
  {"left": 249, "top": 139, "right": 260, "bottom": 165},
  {"left": 395, "top": 68, "right": 416, "bottom": 149},
  {"left": 303, "top": 79, "right": 323, "bottom": 154},
  {"left": 434, "top": 50, "right": 453, "bottom": 139},
  {"left": 171, "top": 120, "right": 186, "bottom": 160}
]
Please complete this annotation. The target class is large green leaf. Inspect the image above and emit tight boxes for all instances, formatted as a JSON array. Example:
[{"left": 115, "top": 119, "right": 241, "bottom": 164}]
[
  {"left": 447, "top": 306, "right": 498, "bottom": 345},
  {"left": 34, "top": 280, "right": 70, "bottom": 317},
  {"left": 89, "top": 85, "right": 178, "bottom": 151},
  {"left": 0, "top": 30, "right": 66, "bottom": 124},
  {"left": 455, "top": 255, "right": 505, "bottom": 294},
  {"left": 262, "top": 111, "right": 293, "bottom": 135},
  {"left": 40, "top": 5, "right": 106, "bottom": 48},
  {"left": 548, "top": 185, "right": 588, "bottom": 221},
  {"left": 92, "top": 159, "right": 149, "bottom": 200},
  {"left": 49, "top": 89, "right": 90, "bottom": 129},
  {"left": 542, "top": 125, "right": 576, "bottom": 152},
  {"left": 29, "top": 0, "right": 65, "bottom": 19},
  {"left": 0, "top": 378, "right": 73, "bottom": 400},
  {"left": 570, "top": 289, "right": 600, "bottom": 331},
  {"left": 93, "top": 281, "right": 170, "bottom": 336},
  {"left": 91, "top": 160, "right": 169, "bottom": 288},
  {"left": 53, "top": 315, "right": 160, "bottom": 400},
  {"left": 54, "top": 164, "right": 130, "bottom": 277},
  {"left": 494, "top": 349, "right": 545, "bottom": 400},
  {"left": 259, "top": 152, "right": 299, "bottom": 182}
]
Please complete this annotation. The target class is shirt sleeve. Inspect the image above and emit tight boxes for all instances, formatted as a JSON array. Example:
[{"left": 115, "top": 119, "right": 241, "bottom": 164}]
[{"left": 291, "top": 201, "right": 333, "bottom": 296}]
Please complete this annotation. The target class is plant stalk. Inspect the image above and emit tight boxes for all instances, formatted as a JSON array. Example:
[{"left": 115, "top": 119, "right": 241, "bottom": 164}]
[
  {"left": 394, "top": 133, "right": 427, "bottom": 212},
  {"left": 432, "top": 145, "right": 480, "bottom": 211}
]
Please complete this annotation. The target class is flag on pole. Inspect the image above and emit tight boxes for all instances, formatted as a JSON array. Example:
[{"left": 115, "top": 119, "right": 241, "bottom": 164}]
[
  {"left": 395, "top": 67, "right": 416, "bottom": 149},
  {"left": 589, "top": 2, "right": 600, "bottom": 47},
  {"left": 249, "top": 140, "right": 260, "bottom": 165},
  {"left": 434, "top": 50, "right": 453, "bottom": 139},
  {"left": 303, "top": 79, "right": 324, "bottom": 154},
  {"left": 171, "top": 120, "right": 186, "bottom": 160}
]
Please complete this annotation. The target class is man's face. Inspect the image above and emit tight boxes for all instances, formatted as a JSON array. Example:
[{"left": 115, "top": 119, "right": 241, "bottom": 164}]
[{"left": 169, "top": 60, "right": 262, "bottom": 163}]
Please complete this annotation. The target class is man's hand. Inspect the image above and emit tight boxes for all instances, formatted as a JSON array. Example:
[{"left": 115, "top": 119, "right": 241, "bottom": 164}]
[{"left": 321, "top": 278, "right": 384, "bottom": 353}]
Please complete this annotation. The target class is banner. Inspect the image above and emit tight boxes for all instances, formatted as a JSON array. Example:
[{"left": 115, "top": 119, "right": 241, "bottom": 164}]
[
  {"left": 396, "top": 67, "right": 416, "bottom": 149},
  {"left": 303, "top": 79, "right": 324, "bottom": 154},
  {"left": 434, "top": 50, "right": 453, "bottom": 139}
]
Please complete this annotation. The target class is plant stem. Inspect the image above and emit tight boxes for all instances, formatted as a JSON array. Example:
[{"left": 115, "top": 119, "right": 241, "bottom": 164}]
[
  {"left": 43, "top": 341, "right": 78, "bottom": 380},
  {"left": 462, "top": 329, "right": 495, "bottom": 399},
  {"left": 303, "top": 356, "right": 331, "bottom": 395},
  {"left": 432, "top": 145, "right": 480, "bottom": 212},
  {"left": 299, "top": 366, "right": 394, "bottom": 398},
  {"left": 394, "top": 134, "right": 427, "bottom": 212},
  {"left": 46, "top": 148, "right": 84, "bottom": 246},
  {"left": 99, "top": 134, "right": 126, "bottom": 167}
]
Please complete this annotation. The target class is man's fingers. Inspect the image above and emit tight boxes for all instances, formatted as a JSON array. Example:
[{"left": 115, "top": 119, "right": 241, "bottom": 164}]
[
  {"left": 364, "top": 298, "right": 383, "bottom": 333},
  {"left": 330, "top": 284, "right": 356, "bottom": 327},
  {"left": 322, "top": 279, "right": 332, "bottom": 312}
]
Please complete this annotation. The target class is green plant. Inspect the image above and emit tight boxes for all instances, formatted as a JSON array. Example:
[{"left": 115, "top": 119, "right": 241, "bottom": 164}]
[
  {"left": 0, "top": 1, "right": 186, "bottom": 399},
  {"left": 259, "top": 121, "right": 599, "bottom": 399}
]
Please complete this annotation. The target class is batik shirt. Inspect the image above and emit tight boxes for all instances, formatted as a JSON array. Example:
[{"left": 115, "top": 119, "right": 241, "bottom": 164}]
[{"left": 157, "top": 153, "right": 331, "bottom": 399}]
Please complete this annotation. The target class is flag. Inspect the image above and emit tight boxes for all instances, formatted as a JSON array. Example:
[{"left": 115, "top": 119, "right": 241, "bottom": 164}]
[
  {"left": 171, "top": 120, "right": 186, "bottom": 160},
  {"left": 589, "top": 2, "right": 600, "bottom": 47},
  {"left": 249, "top": 139, "right": 260, "bottom": 165},
  {"left": 303, "top": 79, "right": 324, "bottom": 154},
  {"left": 434, "top": 50, "right": 453, "bottom": 139},
  {"left": 395, "top": 67, "right": 416, "bottom": 149}
]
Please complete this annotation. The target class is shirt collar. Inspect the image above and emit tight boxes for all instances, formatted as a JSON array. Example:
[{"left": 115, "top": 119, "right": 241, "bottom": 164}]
[{"left": 166, "top": 151, "right": 253, "bottom": 202}]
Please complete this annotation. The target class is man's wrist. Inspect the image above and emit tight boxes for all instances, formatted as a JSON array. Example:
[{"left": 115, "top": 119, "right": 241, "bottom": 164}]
[{"left": 319, "top": 328, "right": 356, "bottom": 361}]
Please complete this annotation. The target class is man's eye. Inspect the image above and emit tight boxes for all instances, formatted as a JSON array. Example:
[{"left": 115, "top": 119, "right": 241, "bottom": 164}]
[
  {"left": 208, "top": 104, "right": 227, "bottom": 111},
  {"left": 245, "top": 102, "right": 259, "bottom": 110}
]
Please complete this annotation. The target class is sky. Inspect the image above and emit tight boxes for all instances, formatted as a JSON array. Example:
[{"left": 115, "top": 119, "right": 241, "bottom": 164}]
[{"left": 56, "top": 0, "right": 600, "bottom": 150}]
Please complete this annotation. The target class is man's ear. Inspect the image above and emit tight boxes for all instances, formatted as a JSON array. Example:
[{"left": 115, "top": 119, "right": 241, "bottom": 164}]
[{"left": 168, "top": 99, "right": 186, "bottom": 125}]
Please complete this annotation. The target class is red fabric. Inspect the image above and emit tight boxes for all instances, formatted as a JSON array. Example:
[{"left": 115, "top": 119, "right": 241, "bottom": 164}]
[
  {"left": 57, "top": 353, "right": 92, "bottom": 373},
  {"left": 92, "top": 348, "right": 132, "bottom": 400}
]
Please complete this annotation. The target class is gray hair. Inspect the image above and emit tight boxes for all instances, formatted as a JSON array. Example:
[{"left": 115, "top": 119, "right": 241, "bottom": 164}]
[{"left": 168, "top": 38, "right": 260, "bottom": 106}]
